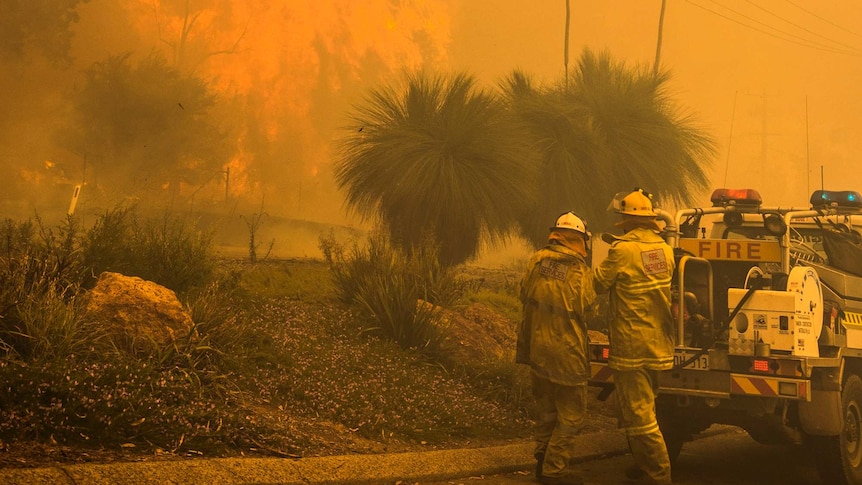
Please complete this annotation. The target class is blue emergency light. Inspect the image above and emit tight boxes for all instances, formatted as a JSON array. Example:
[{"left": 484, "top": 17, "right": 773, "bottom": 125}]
[{"left": 809, "top": 190, "right": 862, "bottom": 209}]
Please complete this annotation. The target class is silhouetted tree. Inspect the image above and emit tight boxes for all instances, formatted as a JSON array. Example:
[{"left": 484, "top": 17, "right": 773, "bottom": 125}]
[
  {"left": 335, "top": 72, "right": 535, "bottom": 266},
  {"left": 505, "top": 49, "right": 715, "bottom": 246},
  {"left": 0, "top": 0, "right": 89, "bottom": 208},
  {"left": 62, "top": 52, "right": 235, "bottom": 207},
  {"left": 0, "top": 0, "right": 87, "bottom": 66}
]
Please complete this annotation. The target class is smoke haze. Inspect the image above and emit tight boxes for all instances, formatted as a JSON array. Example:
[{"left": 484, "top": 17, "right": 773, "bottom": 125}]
[
  {"left": 3, "top": 1, "right": 861, "bottom": 261},
  {"left": 448, "top": 1, "right": 862, "bottom": 209}
]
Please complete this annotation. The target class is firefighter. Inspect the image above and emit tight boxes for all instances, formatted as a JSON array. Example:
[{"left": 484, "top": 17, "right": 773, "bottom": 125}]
[
  {"left": 594, "top": 188, "right": 675, "bottom": 485},
  {"left": 516, "top": 211, "right": 597, "bottom": 485}
]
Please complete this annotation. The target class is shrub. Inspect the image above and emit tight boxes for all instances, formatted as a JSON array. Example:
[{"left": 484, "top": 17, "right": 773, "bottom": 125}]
[
  {"left": 10, "top": 287, "right": 106, "bottom": 362},
  {"left": 83, "top": 205, "right": 215, "bottom": 293},
  {"left": 353, "top": 268, "right": 441, "bottom": 350},
  {"left": 0, "top": 215, "right": 85, "bottom": 297},
  {"left": 319, "top": 229, "right": 463, "bottom": 352},
  {"left": 80, "top": 205, "right": 135, "bottom": 279},
  {"left": 177, "top": 268, "right": 266, "bottom": 375},
  {"left": 406, "top": 234, "right": 465, "bottom": 308},
  {"left": 0, "top": 216, "right": 91, "bottom": 361}
]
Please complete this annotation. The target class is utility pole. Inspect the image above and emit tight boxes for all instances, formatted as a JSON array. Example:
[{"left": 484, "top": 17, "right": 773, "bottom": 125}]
[
  {"left": 762, "top": 90, "right": 768, "bottom": 181},
  {"left": 805, "top": 96, "right": 810, "bottom": 196},
  {"left": 564, "top": 0, "right": 571, "bottom": 89},
  {"left": 723, "top": 91, "right": 738, "bottom": 187},
  {"left": 654, "top": 0, "right": 667, "bottom": 76},
  {"left": 224, "top": 167, "right": 230, "bottom": 201}
]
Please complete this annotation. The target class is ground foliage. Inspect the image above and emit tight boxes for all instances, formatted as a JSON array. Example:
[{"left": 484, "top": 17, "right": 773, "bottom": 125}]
[
  {"left": 0, "top": 262, "right": 538, "bottom": 468},
  {"left": 0, "top": 212, "right": 617, "bottom": 469}
]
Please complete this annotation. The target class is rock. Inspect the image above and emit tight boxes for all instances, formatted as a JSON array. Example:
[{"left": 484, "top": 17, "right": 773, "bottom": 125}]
[
  {"left": 426, "top": 301, "right": 517, "bottom": 364},
  {"left": 82, "top": 272, "right": 195, "bottom": 353}
]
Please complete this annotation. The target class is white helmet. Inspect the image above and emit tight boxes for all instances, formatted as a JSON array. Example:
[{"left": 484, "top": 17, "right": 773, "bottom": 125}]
[{"left": 551, "top": 211, "right": 590, "bottom": 239}]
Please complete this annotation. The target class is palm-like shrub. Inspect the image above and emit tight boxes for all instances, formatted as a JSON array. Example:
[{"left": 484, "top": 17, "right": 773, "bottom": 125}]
[
  {"left": 335, "top": 72, "right": 535, "bottom": 266},
  {"left": 504, "top": 49, "right": 716, "bottom": 245}
]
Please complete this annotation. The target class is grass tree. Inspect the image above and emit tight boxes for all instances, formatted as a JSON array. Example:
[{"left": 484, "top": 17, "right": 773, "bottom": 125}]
[
  {"left": 505, "top": 49, "right": 716, "bottom": 247},
  {"left": 335, "top": 72, "right": 535, "bottom": 266}
]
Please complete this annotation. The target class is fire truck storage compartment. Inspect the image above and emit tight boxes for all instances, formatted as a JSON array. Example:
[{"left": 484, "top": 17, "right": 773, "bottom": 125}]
[
  {"left": 804, "top": 260, "right": 862, "bottom": 348},
  {"left": 726, "top": 266, "right": 823, "bottom": 358}
]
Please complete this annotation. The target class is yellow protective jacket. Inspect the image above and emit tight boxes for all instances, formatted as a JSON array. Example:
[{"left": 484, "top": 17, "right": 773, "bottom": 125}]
[
  {"left": 594, "top": 227, "right": 675, "bottom": 371},
  {"left": 516, "top": 243, "right": 596, "bottom": 386}
]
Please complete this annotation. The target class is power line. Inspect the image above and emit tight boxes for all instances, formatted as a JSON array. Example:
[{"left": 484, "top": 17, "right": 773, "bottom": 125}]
[
  {"left": 784, "top": 0, "right": 862, "bottom": 39},
  {"left": 703, "top": 0, "right": 862, "bottom": 54},
  {"left": 744, "top": 0, "right": 862, "bottom": 53},
  {"left": 685, "top": 0, "right": 862, "bottom": 56}
]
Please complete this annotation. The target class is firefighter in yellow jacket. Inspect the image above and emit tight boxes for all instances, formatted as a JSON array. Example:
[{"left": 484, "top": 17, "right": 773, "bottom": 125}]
[
  {"left": 594, "top": 189, "right": 675, "bottom": 485},
  {"left": 517, "top": 211, "right": 596, "bottom": 485}
]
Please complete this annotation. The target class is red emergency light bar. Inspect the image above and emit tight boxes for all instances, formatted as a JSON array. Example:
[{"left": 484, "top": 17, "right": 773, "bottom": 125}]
[
  {"left": 710, "top": 188, "right": 763, "bottom": 208},
  {"left": 810, "top": 189, "right": 862, "bottom": 209}
]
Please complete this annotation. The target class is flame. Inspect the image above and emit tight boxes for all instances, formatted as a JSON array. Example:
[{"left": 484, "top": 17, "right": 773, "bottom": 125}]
[
  {"left": 20, "top": 169, "right": 46, "bottom": 186},
  {"left": 226, "top": 153, "right": 251, "bottom": 198},
  {"left": 76, "top": 0, "right": 451, "bottom": 214},
  {"left": 128, "top": 1, "right": 452, "bottom": 109}
]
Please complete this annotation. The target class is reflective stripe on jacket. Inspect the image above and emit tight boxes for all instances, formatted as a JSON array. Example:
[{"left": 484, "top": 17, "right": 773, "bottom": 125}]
[
  {"left": 594, "top": 228, "right": 675, "bottom": 371},
  {"left": 517, "top": 243, "right": 596, "bottom": 386}
]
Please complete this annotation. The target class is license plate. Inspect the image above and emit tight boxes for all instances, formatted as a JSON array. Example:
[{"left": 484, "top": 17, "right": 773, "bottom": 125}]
[{"left": 674, "top": 350, "right": 709, "bottom": 370}]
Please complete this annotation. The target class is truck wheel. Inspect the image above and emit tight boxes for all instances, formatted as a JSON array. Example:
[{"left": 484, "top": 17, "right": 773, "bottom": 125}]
[
  {"left": 656, "top": 402, "right": 690, "bottom": 465},
  {"left": 662, "top": 426, "right": 686, "bottom": 465},
  {"left": 810, "top": 374, "right": 862, "bottom": 485}
]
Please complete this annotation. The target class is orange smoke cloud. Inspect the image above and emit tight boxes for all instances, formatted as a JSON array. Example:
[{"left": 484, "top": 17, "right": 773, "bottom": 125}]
[{"left": 107, "top": 0, "right": 451, "bottom": 210}]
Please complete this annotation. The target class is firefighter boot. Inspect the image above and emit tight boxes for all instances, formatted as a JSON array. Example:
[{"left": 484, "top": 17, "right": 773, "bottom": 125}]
[
  {"left": 535, "top": 452, "right": 545, "bottom": 478},
  {"left": 622, "top": 464, "right": 663, "bottom": 485}
]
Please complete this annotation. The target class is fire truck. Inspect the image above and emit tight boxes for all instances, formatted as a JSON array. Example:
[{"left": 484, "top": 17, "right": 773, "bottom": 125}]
[{"left": 589, "top": 188, "right": 862, "bottom": 484}]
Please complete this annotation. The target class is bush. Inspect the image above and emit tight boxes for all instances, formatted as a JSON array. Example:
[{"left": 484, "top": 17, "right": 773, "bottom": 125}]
[
  {"left": 0, "top": 216, "right": 90, "bottom": 361},
  {"left": 319, "top": 229, "right": 465, "bottom": 352},
  {"left": 10, "top": 287, "right": 106, "bottom": 362},
  {"left": 177, "top": 268, "right": 268, "bottom": 375},
  {"left": 0, "top": 255, "right": 271, "bottom": 453},
  {"left": 0, "top": 207, "right": 216, "bottom": 362},
  {"left": 0, "top": 215, "right": 85, "bottom": 298},
  {"left": 83, "top": 205, "right": 215, "bottom": 293}
]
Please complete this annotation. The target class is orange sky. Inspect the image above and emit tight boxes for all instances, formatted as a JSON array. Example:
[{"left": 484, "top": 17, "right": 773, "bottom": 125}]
[{"left": 447, "top": 1, "right": 862, "bottom": 209}]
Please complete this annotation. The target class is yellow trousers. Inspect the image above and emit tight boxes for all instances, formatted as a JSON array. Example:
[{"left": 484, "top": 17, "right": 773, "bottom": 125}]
[
  {"left": 531, "top": 374, "right": 587, "bottom": 480},
  {"left": 612, "top": 368, "right": 672, "bottom": 485}
]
